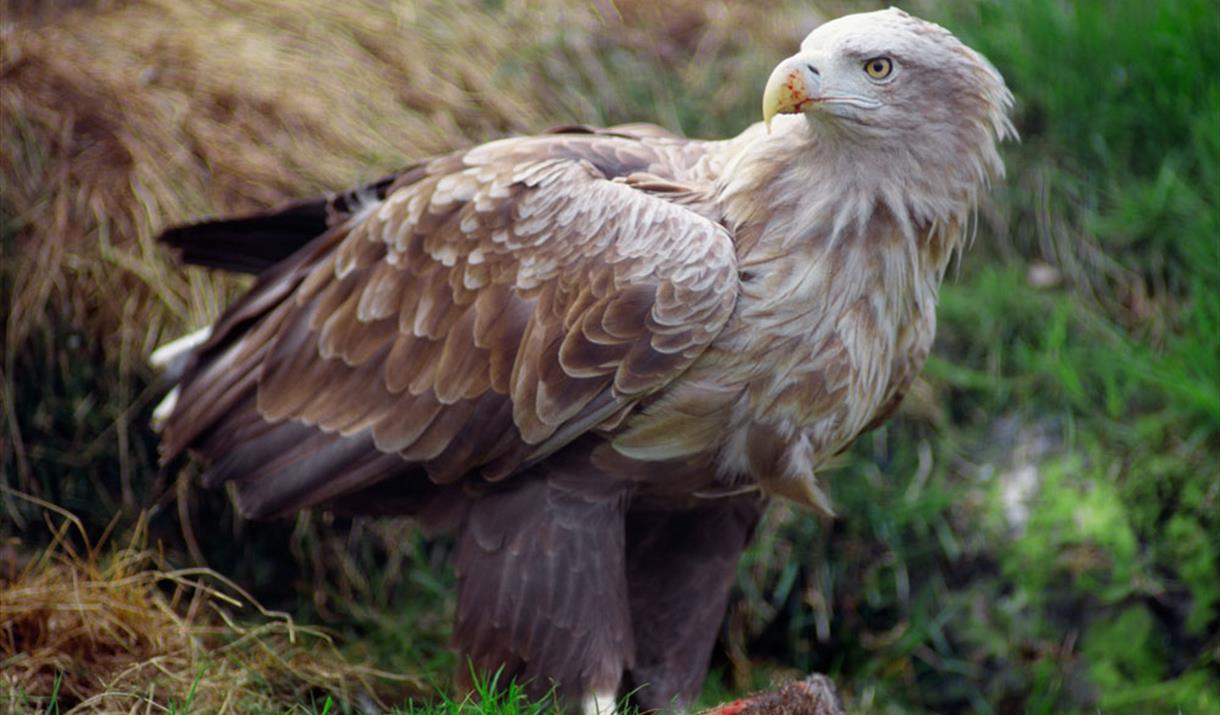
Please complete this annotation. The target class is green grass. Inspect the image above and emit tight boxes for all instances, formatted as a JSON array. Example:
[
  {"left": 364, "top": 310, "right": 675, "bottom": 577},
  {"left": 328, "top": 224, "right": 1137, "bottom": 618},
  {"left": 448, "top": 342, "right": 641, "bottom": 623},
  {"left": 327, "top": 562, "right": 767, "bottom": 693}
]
[{"left": 2, "top": 0, "right": 1217, "bottom": 713}]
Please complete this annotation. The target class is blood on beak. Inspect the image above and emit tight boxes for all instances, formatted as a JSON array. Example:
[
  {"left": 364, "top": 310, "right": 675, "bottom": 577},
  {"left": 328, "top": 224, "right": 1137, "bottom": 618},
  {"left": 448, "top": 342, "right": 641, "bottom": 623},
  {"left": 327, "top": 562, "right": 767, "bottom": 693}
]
[{"left": 762, "top": 56, "right": 820, "bottom": 132}]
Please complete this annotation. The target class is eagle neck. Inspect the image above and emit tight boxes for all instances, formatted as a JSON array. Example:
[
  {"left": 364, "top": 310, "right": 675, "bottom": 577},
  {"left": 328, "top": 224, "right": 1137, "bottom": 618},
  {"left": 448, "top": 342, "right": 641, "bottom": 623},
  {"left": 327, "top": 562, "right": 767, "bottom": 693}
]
[
  {"left": 716, "top": 118, "right": 969, "bottom": 292},
  {"left": 708, "top": 119, "right": 961, "bottom": 437}
]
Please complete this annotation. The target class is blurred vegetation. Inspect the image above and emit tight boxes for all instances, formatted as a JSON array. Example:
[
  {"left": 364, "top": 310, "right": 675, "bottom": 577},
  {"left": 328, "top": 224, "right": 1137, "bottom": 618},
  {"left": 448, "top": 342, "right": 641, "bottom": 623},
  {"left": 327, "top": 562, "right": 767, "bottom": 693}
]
[{"left": 2, "top": 0, "right": 1217, "bottom": 713}]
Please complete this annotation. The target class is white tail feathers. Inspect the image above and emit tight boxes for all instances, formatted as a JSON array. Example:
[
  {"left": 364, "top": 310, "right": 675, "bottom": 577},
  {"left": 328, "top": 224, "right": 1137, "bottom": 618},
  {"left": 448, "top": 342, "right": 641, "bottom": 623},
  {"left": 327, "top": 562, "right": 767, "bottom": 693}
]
[
  {"left": 149, "top": 326, "right": 212, "bottom": 431},
  {"left": 150, "top": 326, "right": 212, "bottom": 374}
]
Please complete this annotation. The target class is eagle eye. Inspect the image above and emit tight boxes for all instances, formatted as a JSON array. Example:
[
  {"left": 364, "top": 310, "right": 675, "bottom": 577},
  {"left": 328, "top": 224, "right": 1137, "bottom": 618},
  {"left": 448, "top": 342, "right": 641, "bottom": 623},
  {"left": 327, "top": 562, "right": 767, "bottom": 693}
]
[{"left": 864, "top": 57, "right": 893, "bottom": 80}]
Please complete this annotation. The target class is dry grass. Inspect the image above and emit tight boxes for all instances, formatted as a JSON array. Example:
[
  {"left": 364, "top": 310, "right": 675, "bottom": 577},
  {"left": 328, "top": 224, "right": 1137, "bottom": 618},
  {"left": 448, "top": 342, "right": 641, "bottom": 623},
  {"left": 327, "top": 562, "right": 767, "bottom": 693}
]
[{"left": 0, "top": 491, "right": 421, "bottom": 713}]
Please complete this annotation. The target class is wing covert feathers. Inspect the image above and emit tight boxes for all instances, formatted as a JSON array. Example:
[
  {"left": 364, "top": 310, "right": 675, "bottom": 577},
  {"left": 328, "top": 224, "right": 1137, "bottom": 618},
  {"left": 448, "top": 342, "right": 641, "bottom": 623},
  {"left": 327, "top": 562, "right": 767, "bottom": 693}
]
[{"left": 159, "top": 134, "right": 738, "bottom": 516}]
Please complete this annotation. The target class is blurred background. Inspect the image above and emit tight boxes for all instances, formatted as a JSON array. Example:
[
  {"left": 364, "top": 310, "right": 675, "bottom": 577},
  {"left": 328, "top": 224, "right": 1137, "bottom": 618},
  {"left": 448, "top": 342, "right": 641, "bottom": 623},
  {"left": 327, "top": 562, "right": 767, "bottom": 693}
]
[{"left": 1, "top": 0, "right": 1216, "bottom": 712}]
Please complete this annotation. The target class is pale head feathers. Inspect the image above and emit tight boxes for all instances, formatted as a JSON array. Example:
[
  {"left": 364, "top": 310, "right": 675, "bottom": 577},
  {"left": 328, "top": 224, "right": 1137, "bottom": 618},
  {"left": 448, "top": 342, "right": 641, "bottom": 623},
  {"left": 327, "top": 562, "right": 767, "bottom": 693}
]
[{"left": 726, "top": 7, "right": 1015, "bottom": 253}]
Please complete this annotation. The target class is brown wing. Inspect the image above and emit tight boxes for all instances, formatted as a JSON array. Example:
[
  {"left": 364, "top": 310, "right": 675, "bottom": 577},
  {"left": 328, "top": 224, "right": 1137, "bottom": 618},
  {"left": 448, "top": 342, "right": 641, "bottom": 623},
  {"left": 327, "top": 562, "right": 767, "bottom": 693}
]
[{"left": 160, "top": 133, "right": 738, "bottom": 518}]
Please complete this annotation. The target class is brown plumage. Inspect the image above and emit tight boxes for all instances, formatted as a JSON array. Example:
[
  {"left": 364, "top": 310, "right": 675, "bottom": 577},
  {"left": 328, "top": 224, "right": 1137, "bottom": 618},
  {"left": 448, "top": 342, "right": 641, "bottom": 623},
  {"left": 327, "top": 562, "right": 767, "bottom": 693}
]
[{"left": 153, "top": 9, "right": 1013, "bottom": 712}]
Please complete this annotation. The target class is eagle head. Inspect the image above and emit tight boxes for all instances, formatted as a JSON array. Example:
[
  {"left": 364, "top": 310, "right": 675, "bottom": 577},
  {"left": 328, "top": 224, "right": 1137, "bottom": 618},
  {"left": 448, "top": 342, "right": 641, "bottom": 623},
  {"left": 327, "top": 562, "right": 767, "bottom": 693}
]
[
  {"left": 763, "top": 8, "right": 1013, "bottom": 139},
  {"left": 760, "top": 7, "right": 1016, "bottom": 237}
]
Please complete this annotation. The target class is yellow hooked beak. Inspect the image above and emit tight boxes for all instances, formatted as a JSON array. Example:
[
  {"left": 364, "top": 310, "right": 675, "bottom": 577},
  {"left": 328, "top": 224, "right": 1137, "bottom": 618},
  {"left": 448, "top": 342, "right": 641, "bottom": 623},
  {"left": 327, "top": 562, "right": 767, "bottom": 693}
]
[{"left": 762, "top": 55, "right": 820, "bottom": 132}]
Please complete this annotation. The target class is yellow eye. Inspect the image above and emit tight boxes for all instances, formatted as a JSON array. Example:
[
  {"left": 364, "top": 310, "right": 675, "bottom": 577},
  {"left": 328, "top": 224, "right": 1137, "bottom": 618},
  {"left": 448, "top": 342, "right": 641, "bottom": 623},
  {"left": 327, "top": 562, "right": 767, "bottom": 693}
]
[{"left": 864, "top": 57, "right": 893, "bottom": 79}]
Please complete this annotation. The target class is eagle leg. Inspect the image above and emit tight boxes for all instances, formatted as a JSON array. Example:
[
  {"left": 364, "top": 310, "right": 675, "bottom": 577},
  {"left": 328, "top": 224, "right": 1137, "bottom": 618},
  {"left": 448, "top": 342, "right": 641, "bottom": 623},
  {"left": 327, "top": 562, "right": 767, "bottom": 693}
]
[
  {"left": 620, "top": 495, "right": 764, "bottom": 712},
  {"left": 454, "top": 474, "right": 633, "bottom": 710}
]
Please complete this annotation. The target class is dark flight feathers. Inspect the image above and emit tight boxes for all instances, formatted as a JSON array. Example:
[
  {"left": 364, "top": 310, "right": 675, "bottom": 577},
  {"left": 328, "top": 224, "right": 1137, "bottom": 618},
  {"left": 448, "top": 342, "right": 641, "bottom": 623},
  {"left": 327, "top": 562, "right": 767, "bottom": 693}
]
[{"left": 161, "top": 174, "right": 399, "bottom": 274}]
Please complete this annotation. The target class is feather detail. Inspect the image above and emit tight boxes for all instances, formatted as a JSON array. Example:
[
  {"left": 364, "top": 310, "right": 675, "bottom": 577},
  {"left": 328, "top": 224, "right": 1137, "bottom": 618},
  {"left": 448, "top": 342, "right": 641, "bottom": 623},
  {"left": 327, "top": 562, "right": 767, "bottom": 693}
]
[{"left": 157, "top": 127, "right": 738, "bottom": 514}]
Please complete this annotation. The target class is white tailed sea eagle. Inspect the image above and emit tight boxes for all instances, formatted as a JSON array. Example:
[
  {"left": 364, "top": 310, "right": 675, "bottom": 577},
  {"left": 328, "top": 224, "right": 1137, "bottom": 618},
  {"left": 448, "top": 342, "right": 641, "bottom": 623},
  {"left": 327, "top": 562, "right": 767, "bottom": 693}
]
[{"left": 152, "top": 8, "right": 1014, "bottom": 713}]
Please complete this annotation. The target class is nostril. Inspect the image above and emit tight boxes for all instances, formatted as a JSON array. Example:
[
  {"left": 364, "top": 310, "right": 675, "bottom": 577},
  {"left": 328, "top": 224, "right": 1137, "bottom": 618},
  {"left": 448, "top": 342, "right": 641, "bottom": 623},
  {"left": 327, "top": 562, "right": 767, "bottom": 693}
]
[{"left": 805, "top": 63, "right": 820, "bottom": 76}]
